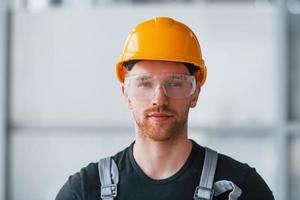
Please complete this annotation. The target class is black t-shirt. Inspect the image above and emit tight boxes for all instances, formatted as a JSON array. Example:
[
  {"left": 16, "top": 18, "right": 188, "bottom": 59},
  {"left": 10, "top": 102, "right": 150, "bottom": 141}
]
[{"left": 56, "top": 140, "right": 274, "bottom": 200}]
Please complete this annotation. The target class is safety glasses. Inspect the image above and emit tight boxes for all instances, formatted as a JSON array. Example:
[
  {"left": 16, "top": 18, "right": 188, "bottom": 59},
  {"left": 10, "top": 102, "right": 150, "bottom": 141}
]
[{"left": 124, "top": 72, "right": 196, "bottom": 101}]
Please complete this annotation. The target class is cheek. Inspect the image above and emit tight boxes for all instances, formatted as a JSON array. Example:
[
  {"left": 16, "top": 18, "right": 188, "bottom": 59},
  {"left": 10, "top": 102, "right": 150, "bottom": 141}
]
[
  {"left": 169, "top": 100, "right": 191, "bottom": 113},
  {"left": 130, "top": 100, "right": 148, "bottom": 114}
]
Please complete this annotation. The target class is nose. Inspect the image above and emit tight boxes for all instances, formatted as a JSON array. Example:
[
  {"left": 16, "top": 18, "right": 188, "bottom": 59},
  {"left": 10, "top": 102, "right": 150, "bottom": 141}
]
[{"left": 151, "top": 86, "right": 169, "bottom": 106}]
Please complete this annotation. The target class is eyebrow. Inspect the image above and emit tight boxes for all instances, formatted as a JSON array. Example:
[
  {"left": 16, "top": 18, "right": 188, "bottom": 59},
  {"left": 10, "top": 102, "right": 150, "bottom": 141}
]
[
  {"left": 135, "top": 75, "right": 153, "bottom": 81},
  {"left": 130, "top": 73, "right": 190, "bottom": 81}
]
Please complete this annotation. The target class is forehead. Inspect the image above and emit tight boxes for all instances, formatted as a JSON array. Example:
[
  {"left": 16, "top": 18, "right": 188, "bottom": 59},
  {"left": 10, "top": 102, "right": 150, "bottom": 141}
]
[{"left": 128, "top": 60, "right": 189, "bottom": 75}]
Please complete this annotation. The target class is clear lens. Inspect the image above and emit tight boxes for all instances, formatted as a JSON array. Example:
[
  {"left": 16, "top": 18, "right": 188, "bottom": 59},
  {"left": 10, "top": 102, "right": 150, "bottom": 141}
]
[{"left": 125, "top": 73, "right": 196, "bottom": 100}]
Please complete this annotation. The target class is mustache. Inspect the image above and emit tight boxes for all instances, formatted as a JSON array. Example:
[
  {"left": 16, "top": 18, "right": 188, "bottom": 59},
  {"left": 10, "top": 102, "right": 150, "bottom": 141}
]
[{"left": 144, "top": 105, "right": 176, "bottom": 116}]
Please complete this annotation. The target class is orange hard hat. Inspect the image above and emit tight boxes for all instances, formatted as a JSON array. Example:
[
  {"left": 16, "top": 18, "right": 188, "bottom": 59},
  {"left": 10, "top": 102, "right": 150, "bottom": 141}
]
[{"left": 116, "top": 17, "right": 207, "bottom": 86}]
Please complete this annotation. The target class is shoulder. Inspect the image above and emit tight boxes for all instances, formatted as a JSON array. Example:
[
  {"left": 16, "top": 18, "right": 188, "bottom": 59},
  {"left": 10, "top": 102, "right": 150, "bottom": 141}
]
[
  {"left": 55, "top": 162, "right": 99, "bottom": 200},
  {"left": 216, "top": 152, "right": 274, "bottom": 199},
  {"left": 55, "top": 146, "right": 130, "bottom": 200},
  {"left": 216, "top": 153, "right": 249, "bottom": 181}
]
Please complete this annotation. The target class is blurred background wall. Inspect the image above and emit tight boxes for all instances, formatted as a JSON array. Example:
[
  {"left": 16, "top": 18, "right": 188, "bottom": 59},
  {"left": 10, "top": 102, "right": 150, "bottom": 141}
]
[{"left": 0, "top": 0, "right": 299, "bottom": 199}]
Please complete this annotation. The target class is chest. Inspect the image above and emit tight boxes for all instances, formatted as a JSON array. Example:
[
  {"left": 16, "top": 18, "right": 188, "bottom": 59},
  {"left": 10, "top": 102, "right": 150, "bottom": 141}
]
[{"left": 86, "top": 172, "right": 229, "bottom": 200}]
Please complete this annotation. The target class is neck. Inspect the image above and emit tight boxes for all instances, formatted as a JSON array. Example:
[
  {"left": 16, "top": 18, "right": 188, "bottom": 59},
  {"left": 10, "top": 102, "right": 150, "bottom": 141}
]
[{"left": 133, "top": 128, "right": 192, "bottom": 180}]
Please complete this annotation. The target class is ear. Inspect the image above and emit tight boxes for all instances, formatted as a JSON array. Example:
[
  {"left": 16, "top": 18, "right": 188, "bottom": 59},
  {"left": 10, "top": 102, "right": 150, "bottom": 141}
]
[
  {"left": 190, "top": 83, "right": 201, "bottom": 108},
  {"left": 122, "top": 85, "right": 133, "bottom": 109}
]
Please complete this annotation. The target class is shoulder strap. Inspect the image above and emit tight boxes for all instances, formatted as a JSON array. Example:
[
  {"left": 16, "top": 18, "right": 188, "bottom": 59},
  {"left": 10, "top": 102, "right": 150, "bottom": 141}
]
[
  {"left": 194, "top": 147, "right": 218, "bottom": 200},
  {"left": 213, "top": 180, "right": 242, "bottom": 200},
  {"left": 98, "top": 157, "right": 119, "bottom": 200}
]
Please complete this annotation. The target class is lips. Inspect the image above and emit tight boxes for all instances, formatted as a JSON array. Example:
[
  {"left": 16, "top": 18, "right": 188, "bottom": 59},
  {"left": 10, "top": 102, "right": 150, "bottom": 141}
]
[{"left": 147, "top": 112, "right": 173, "bottom": 122}]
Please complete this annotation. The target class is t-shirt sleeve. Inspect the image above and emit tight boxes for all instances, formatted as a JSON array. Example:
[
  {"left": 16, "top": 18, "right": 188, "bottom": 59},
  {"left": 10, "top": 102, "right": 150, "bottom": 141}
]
[
  {"left": 55, "top": 173, "right": 83, "bottom": 200},
  {"left": 241, "top": 167, "right": 275, "bottom": 200}
]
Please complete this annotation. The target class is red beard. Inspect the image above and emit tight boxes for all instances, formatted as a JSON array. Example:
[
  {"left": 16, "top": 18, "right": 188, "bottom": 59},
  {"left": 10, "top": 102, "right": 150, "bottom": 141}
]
[{"left": 134, "top": 105, "right": 188, "bottom": 141}]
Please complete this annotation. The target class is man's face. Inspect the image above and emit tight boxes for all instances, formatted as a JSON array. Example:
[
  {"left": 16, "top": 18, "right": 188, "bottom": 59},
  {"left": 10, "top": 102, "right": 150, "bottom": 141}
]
[{"left": 122, "top": 60, "right": 201, "bottom": 142}]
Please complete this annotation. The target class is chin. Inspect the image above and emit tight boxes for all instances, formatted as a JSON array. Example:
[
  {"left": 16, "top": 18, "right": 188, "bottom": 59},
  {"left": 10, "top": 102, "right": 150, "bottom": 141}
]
[
  {"left": 147, "top": 133, "right": 174, "bottom": 142},
  {"left": 135, "top": 116, "right": 187, "bottom": 142},
  {"left": 143, "top": 125, "right": 180, "bottom": 142}
]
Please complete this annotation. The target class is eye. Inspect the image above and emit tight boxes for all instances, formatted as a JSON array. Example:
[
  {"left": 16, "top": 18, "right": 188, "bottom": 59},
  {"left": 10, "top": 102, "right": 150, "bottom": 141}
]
[
  {"left": 167, "top": 81, "right": 182, "bottom": 88},
  {"left": 137, "top": 81, "right": 152, "bottom": 88}
]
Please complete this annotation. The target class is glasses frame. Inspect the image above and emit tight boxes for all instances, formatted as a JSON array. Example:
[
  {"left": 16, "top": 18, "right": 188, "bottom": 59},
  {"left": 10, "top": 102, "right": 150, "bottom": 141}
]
[{"left": 124, "top": 72, "right": 197, "bottom": 100}]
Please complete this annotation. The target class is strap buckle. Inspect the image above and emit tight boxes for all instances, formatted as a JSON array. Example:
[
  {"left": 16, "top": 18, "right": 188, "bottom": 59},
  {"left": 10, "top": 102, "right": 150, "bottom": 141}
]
[
  {"left": 193, "top": 186, "right": 214, "bottom": 200},
  {"left": 101, "top": 184, "right": 117, "bottom": 199}
]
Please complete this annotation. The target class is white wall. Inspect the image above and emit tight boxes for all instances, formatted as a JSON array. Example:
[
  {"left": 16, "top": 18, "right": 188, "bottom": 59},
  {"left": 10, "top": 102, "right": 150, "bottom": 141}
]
[{"left": 10, "top": 4, "right": 280, "bottom": 200}]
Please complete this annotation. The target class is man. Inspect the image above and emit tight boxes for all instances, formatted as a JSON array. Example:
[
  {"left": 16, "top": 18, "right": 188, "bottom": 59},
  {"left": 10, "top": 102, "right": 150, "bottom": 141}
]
[{"left": 56, "top": 17, "right": 274, "bottom": 200}]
